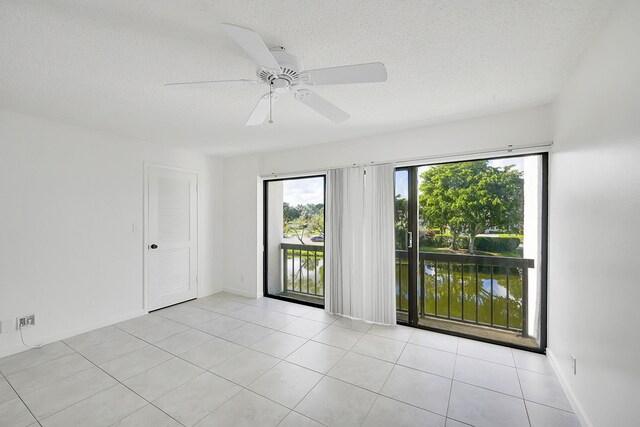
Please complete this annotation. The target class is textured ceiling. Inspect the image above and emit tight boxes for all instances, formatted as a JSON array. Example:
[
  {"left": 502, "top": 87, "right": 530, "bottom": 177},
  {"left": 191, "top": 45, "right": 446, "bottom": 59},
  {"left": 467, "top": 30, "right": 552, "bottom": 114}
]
[{"left": 0, "top": 0, "right": 615, "bottom": 155}]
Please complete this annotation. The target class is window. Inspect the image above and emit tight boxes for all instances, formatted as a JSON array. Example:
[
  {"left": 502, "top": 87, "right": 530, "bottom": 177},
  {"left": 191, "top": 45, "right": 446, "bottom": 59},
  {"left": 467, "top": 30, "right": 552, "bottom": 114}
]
[
  {"left": 264, "top": 176, "right": 326, "bottom": 307},
  {"left": 395, "top": 154, "right": 547, "bottom": 350}
]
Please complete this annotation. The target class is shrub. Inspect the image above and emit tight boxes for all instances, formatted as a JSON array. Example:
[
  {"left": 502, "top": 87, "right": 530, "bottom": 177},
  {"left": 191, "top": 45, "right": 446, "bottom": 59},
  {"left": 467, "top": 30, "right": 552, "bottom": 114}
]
[
  {"left": 432, "top": 234, "right": 450, "bottom": 247},
  {"left": 421, "top": 233, "right": 470, "bottom": 249},
  {"left": 474, "top": 236, "right": 520, "bottom": 252}
]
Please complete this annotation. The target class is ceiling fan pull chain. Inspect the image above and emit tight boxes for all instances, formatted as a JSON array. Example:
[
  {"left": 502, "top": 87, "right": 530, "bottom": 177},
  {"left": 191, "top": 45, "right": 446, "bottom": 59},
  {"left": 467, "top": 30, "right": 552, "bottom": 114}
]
[{"left": 268, "top": 82, "right": 274, "bottom": 124}]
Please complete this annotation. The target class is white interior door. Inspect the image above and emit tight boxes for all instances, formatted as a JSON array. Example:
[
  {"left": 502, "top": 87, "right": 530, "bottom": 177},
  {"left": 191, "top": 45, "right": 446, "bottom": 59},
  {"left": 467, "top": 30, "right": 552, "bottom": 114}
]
[{"left": 147, "top": 166, "right": 198, "bottom": 310}]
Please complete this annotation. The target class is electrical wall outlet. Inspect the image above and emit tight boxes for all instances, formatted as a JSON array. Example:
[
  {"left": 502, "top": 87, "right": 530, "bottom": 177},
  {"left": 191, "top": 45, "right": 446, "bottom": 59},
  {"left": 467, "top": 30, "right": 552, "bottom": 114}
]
[
  {"left": 16, "top": 314, "right": 36, "bottom": 330},
  {"left": 570, "top": 354, "right": 577, "bottom": 375}
]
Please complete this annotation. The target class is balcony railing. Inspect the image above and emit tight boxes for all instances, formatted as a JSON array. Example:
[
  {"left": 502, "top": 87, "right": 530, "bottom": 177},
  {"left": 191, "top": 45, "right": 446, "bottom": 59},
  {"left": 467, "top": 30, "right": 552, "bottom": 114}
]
[
  {"left": 396, "top": 251, "right": 534, "bottom": 334},
  {"left": 282, "top": 243, "right": 324, "bottom": 298}
]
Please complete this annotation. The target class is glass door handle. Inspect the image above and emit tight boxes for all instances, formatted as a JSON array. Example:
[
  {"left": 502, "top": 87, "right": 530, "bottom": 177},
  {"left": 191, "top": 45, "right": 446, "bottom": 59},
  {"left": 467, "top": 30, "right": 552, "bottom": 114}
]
[{"left": 407, "top": 232, "right": 413, "bottom": 248}]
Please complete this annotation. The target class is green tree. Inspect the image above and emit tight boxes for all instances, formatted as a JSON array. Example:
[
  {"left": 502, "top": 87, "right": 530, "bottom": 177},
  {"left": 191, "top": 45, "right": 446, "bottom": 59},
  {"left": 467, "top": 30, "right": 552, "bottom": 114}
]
[
  {"left": 419, "top": 161, "right": 523, "bottom": 254},
  {"left": 285, "top": 213, "right": 311, "bottom": 244},
  {"left": 283, "top": 202, "right": 301, "bottom": 223},
  {"left": 308, "top": 207, "right": 325, "bottom": 237},
  {"left": 283, "top": 203, "right": 325, "bottom": 241},
  {"left": 395, "top": 194, "right": 408, "bottom": 250}
]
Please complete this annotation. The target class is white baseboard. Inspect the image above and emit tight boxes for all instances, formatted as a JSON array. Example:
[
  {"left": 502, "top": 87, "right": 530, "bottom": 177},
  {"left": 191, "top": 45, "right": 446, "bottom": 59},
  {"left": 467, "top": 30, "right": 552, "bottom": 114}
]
[
  {"left": 0, "top": 308, "right": 146, "bottom": 359},
  {"left": 546, "top": 348, "right": 592, "bottom": 427},
  {"left": 222, "top": 287, "right": 260, "bottom": 299},
  {"left": 197, "top": 287, "right": 223, "bottom": 299}
]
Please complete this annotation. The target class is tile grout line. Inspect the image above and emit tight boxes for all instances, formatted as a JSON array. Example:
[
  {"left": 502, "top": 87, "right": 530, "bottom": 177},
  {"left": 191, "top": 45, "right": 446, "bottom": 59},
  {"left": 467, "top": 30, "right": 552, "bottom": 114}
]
[
  {"left": 54, "top": 343, "right": 182, "bottom": 425},
  {"left": 359, "top": 332, "right": 412, "bottom": 424},
  {"left": 2, "top": 296, "right": 330, "bottom": 426},
  {"left": 0, "top": 345, "right": 74, "bottom": 378},
  {"left": 208, "top": 303, "right": 382, "bottom": 425},
  {"left": 3, "top": 353, "right": 97, "bottom": 398},
  {"left": 56, "top": 341, "right": 187, "bottom": 427},
  {"left": 245, "top": 327, "right": 340, "bottom": 426},
  {"left": 449, "top": 376, "right": 535, "bottom": 400},
  {"left": 445, "top": 349, "right": 460, "bottom": 420},
  {"left": 330, "top": 343, "right": 452, "bottom": 419},
  {"left": 193, "top": 297, "right": 339, "bottom": 333},
  {"left": 1, "top": 370, "right": 43, "bottom": 427},
  {"left": 2, "top": 294, "right": 567, "bottom": 426},
  {"left": 115, "top": 317, "right": 308, "bottom": 424},
  {"left": 276, "top": 410, "right": 328, "bottom": 427},
  {"left": 175, "top": 296, "right": 572, "bottom": 420},
  {"left": 521, "top": 398, "right": 577, "bottom": 414},
  {"left": 283, "top": 326, "right": 464, "bottom": 419},
  {"left": 513, "top": 348, "right": 533, "bottom": 427}
]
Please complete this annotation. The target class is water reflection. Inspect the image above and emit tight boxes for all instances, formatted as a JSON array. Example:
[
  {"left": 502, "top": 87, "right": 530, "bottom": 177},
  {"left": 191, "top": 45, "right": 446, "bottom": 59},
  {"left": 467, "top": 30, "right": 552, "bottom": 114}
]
[
  {"left": 396, "top": 259, "right": 524, "bottom": 329},
  {"left": 286, "top": 254, "right": 324, "bottom": 295}
]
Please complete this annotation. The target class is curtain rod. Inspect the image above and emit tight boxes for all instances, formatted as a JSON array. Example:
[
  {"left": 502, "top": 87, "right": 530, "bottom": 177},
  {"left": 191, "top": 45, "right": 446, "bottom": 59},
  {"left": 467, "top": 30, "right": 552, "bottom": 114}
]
[{"left": 262, "top": 141, "right": 553, "bottom": 179}]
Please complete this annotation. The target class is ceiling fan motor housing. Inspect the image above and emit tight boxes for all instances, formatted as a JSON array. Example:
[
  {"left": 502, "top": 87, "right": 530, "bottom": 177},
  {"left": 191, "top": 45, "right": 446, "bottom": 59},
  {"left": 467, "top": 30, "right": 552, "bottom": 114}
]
[
  {"left": 257, "top": 47, "right": 304, "bottom": 88},
  {"left": 168, "top": 23, "right": 386, "bottom": 125}
]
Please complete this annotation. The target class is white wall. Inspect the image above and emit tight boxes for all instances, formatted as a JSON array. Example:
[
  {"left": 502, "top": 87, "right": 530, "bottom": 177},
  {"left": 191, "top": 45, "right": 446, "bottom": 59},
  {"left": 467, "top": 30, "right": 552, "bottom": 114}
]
[
  {"left": 266, "top": 181, "right": 284, "bottom": 295},
  {"left": 222, "top": 104, "right": 554, "bottom": 298},
  {"left": 0, "top": 110, "right": 224, "bottom": 357},
  {"left": 547, "top": 1, "right": 640, "bottom": 426},
  {"left": 222, "top": 154, "right": 264, "bottom": 298}
]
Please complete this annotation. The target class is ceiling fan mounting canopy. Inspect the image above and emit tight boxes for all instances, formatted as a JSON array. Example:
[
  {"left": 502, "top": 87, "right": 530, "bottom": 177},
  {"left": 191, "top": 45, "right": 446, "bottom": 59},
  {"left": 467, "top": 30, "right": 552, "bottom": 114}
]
[
  {"left": 257, "top": 47, "right": 303, "bottom": 91},
  {"left": 164, "top": 23, "right": 388, "bottom": 125}
]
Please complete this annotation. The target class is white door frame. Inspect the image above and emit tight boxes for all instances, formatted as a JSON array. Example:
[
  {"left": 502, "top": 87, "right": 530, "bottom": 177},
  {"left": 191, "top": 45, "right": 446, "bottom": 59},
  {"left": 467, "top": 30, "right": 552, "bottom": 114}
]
[{"left": 143, "top": 162, "right": 199, "bottom": 313}]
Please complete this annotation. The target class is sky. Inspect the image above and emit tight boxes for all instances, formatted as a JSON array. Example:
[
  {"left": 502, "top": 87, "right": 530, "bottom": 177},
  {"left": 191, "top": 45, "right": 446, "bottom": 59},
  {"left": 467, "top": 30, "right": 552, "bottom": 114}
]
[
  {"left": 282, "top": 177, "right": 324, "bottom": 206},
  {"left": 280, "top": 156, "right": 526, "bottom": 204}
]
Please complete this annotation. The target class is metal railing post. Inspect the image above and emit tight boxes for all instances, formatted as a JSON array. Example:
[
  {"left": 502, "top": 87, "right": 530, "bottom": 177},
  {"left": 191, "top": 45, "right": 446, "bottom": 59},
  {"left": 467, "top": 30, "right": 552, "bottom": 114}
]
[
  {"left": 522, "top": 267, "right": 529, "bottom": 338},
  {"left": 283, "top": 248, "right": 289, "bottom": 292},
  {"left": 280, "top": 243, "right": 325, "bottom": 298},
  {"left": 403, "top": 250, "right": 534, "bottom": 334}
]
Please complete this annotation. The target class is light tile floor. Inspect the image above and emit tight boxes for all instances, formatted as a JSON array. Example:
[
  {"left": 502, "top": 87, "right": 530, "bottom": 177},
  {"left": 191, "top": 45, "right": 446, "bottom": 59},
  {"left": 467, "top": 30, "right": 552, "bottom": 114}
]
[{"left": 0, "top": 293, "right": 579, "bottom": 427}]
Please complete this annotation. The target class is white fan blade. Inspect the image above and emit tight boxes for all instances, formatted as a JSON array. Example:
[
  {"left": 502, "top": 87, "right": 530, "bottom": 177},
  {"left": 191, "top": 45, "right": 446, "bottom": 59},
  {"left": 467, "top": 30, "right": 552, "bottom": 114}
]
[
  {"left": 164, "top": 79, "right": 259, "bottom": 88},
  {"left": 302, "top": 62, "right": 387, "bottom": 85},
  {"left": 222, "top": 23, "right": 281, "bottom": 71},
  {"left": 246, "top": 93, "right": 276, "bottom": 126},
  {"left": 295, "top": 89, "right": 350, "bottom": 123}
]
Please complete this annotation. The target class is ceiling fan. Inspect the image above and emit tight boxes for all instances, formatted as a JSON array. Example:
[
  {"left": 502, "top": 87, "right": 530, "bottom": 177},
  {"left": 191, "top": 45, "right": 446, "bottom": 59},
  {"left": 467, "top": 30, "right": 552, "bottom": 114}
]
[{"left": 165, "top": 23, "right": 388, "bottom": 125}]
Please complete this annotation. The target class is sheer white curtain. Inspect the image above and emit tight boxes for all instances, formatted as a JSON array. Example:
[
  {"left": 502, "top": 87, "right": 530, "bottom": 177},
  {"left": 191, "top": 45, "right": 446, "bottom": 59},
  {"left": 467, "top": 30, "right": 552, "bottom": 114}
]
[
  {"left": 363, "top": 164, "right": 396, "bottom": 324},
  {"left": 325, "top": 167, "right": 365, "bottom": 319},
  {"left": 325, "top": 164, "right": 396, "bottom": 324}
]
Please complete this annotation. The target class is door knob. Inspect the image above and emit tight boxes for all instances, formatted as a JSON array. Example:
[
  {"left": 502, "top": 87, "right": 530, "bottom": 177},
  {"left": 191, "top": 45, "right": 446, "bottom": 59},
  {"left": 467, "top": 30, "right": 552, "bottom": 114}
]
[{"left": 149, "top": 244, "right": 158, "bottom": 249}]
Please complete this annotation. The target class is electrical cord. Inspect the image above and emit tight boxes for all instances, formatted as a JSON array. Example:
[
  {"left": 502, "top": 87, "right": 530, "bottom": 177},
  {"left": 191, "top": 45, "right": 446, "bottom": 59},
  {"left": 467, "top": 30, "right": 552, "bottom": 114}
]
[{"left": 19, "top": 323, "right": 43, "bottom": 349}]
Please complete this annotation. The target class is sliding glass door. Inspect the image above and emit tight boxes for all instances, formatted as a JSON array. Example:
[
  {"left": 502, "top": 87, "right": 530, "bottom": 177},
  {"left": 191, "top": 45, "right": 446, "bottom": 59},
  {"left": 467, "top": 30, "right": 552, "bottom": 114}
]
[
  {"left": 395, "top": 154, "right": 547, "bottom": 350},
  {"left": 394, "top": 168, "right": 413, "bottom": 323},
  {"left": 264, "top": 176, "right": 326, "bottom": 307}
]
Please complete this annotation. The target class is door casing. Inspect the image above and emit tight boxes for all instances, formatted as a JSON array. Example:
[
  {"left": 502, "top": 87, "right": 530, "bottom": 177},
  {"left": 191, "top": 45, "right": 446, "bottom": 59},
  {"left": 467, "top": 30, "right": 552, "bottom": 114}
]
[{"left": 143, "top": 163, "right": 199, "bottom": 312}]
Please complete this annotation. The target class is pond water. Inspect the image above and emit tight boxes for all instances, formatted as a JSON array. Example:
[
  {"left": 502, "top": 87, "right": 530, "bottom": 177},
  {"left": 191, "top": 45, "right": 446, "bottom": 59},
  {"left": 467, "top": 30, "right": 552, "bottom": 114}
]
[
  {"left": 283, "top": 250, "right": 523, "bottom": 331},
  {"left": 285, "top": 254, "right": 324, "bottom": 296},
  {"left": 396, "top": 260, "right": 524, "bottom": 331}
]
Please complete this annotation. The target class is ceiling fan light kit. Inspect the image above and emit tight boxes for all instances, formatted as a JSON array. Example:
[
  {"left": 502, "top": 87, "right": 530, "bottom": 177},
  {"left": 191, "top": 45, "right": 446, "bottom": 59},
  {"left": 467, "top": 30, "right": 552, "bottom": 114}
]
[{"left": 165, "top": 23, "right": 387, "bottom": 126}]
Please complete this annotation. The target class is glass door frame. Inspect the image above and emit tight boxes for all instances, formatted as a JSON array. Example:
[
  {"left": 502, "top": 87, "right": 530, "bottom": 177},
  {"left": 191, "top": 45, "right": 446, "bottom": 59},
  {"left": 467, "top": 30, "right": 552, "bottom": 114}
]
[
  {"left": 262, "top": 174, "right": 327, "bottom": 309},
  {"left": 395, "top": 166, "right": 420, "bottom": 327},
  {"left": 396, "top": 153, "right": 548, "bottom": 353}
]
